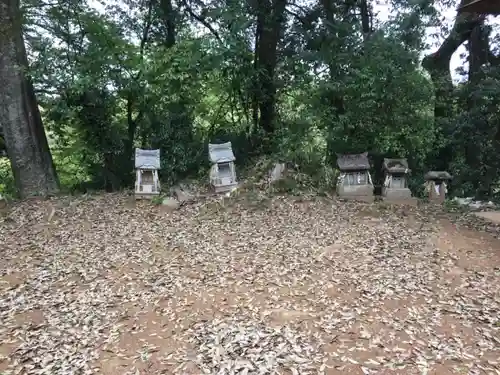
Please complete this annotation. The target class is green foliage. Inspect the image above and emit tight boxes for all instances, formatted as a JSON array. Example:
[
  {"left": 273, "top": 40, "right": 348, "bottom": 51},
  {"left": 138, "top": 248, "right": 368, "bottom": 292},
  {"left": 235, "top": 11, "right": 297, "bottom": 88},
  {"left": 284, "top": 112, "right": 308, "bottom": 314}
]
[
  {"left": 443, "top": 67, "right": 500, "bottom": 199},
  {"left": 275, "top": 31, "right": 437, "bottom": 188},
  {"left": 3, "top": 0, "right": 495, "bottom": 199},
  {"left": 0, "top": 159, "right": 15, "bottom": 197},
  {"left": 270, "top": 178, "right": 299, "bottom": 194},
  {"left": 151, "top": 195, "right": 165, "bottom": 205},
  {"left": 324, "top": 35, "right": 435, "bottom": 163},
  {"left": 443, "top": 198, "right": 469, "bottom": 213}
]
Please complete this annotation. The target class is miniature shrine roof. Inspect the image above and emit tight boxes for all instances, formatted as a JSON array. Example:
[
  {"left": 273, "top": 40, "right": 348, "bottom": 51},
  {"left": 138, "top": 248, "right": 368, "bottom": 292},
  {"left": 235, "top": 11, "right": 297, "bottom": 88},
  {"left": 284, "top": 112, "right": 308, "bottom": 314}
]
[
  {"left": 209, "top": 142, "right": 235, "bottom": 163},
  {"left": 135, "top": 148, "right": 160, "bottom": 169},
  {"left": 383, "top": 158, "right": 410, "bottom": 174},
  {"left": 336, "top": 152, "right": 370, "bottom": 171},
  {"left": 458, "top": 0, "right": 500, "bottom": 14},
  {"left": 424, "top": 171, "right": 452, "bottom": 180}
]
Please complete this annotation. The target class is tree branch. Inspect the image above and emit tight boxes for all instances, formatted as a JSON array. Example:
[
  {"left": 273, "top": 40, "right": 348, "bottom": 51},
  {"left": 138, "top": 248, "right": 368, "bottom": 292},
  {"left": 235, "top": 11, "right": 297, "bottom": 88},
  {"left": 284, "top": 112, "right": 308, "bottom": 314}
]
[
  {"left": 422, "top": 1, "right": 485, "bottom": 76},
  {"left": 139, "top": 0, "right": 154, "bottom": 57},
  {"left": 285, "top": 8, "right": 308, "bottom": 26},
  {"left": 180, "top": 0, "right": 222, "bottom": 43}
]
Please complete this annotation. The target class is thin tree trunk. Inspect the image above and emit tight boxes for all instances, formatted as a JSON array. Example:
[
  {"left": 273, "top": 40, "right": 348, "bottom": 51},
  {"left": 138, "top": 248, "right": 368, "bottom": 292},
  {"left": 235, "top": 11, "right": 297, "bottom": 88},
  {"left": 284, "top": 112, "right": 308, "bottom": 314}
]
[
  {"left": 124, "top": 93, "right": 139, "bottom": 181},
  {"left": 320, "top": 0, "right": 351, "bottom": 160},
  {"left": 253, "top": 0, "right": 287, "bottom": 133},
  {"left": 252, "top": 16, "right": 261, "bottom": 131},
  {"left": 359, "top": 0, "right": 372, "bottom": 37},
  {"left": 0, "top": 0, "right": 59, "bottom": 198},
  {"left": 121, "top": 0, "right": 152, "bottom": 180}
]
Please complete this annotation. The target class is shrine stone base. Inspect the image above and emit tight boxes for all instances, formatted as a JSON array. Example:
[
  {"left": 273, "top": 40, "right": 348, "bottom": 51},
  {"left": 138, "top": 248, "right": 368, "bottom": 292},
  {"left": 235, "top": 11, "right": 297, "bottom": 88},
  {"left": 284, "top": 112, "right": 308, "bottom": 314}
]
[
  {"left": 338, "top": 195, "right": 375, "bottom": 203},
  {"left": 382, "top": 188, "right": 412, "bottom": 199},
  {"left": 135, "top": 193, "right": 160, "bottom": 200},
  {"left": 214, "top": 183, "right": 238, "bottom": 194},
  {"left": 382, "top": 196, "right": 418, "bottom": 206}
]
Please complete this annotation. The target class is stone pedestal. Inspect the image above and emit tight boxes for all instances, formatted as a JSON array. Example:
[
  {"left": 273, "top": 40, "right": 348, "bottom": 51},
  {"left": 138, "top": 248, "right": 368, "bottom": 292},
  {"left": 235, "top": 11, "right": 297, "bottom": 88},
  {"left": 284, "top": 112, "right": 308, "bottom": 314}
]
[
  {"left": 382, "top": 188, "right": 417, "bottom": 205},
  {"left": 382, "top": 187, "right": 412, "bottom": 199},
  {"left": 337, "top": 185, "right": 374, "bottom": 202}
]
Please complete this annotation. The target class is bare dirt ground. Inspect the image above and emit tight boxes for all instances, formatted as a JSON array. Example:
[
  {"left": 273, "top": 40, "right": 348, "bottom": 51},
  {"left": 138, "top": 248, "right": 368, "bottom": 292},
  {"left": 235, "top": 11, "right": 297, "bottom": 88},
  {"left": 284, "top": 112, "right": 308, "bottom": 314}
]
[
  {"left": 474, "top": 211, "right": 500, "bottom": 224},
  {"left": 0, "top": 193, "right": 499, "bottom": 375}
]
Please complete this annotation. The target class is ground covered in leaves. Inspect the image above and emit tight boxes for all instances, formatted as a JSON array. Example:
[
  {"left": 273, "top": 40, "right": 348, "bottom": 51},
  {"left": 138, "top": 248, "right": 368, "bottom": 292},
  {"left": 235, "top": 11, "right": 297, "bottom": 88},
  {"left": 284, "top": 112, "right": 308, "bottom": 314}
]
[{"left": 0, "top": 192, "right": 499, "bottom": 375}]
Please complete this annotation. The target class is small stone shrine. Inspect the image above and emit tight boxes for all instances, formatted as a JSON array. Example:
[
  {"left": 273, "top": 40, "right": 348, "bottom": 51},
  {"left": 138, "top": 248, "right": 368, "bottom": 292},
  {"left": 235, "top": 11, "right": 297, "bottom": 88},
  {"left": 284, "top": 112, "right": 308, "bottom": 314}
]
[
  {"left": 134, "top": 148, "right": 161, "bottom": 199},
  {"left": 382, "top": 158, "right": 416, "bottom": 204},
  {"left": 208, "top": 142, "right": 238, "bottom": 193},
  {"left": 336, "top": 152, "right": 374, "bottom": 202},
  {"left": 424, "top": 171, "right": 452, "bottom": 203}
]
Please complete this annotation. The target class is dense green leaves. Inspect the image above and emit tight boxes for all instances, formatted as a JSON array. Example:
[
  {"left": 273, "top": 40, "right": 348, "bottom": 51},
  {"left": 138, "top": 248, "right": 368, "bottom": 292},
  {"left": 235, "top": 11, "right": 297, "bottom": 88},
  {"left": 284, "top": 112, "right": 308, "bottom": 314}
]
[{"left": 0, "top": 0, "right": 496, "bottom": 198}]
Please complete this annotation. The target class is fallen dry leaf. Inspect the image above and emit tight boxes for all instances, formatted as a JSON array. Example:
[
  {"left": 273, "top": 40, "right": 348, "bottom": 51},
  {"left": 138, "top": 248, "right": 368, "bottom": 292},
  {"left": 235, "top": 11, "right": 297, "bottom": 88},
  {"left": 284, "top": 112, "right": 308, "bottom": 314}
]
[{"left": 0, "top": 192, "right": 498, "bottom": 375}]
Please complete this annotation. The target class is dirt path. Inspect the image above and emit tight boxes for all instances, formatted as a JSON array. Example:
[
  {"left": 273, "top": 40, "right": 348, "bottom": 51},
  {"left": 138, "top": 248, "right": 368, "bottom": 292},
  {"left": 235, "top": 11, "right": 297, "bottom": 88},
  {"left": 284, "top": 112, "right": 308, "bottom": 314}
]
[{"left": 0, "top": 194, "right": 499, "bottom": 375}]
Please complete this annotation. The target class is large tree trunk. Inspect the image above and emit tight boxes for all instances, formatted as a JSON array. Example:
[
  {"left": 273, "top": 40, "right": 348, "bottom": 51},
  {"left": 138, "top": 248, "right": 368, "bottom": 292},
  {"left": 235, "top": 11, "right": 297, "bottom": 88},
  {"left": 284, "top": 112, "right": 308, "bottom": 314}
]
[
  {"left": 421, "top": 0, "right": 484, "bottom": 170},
  {"left": 0, "top": 0, "right": 59, "bottom": 198},
  {"left": 466, "top": 22, "right": 494, "bottom": 196},
  {"left": 422, "top": 0, "right": 484, "bottom": 121},
  {"left": 159, "top": 0, "right": 176, "bottom": 47},
  {"left": 467, "top": 21, "right": 490, "bottom": 85}
]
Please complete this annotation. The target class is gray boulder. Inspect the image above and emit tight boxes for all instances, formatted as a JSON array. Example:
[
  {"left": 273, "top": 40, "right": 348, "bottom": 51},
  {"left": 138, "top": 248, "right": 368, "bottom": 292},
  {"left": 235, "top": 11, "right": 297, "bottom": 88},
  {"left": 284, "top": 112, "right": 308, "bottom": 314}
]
[{"left": 161, "top": 197, "right": 180, "bottom": 210}]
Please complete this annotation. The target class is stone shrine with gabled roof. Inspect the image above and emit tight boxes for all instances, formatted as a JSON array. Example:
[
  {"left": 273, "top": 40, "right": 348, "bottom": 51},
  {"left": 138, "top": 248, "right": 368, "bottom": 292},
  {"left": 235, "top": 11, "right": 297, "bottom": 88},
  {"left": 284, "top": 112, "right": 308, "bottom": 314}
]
[
  {"left": 336, "top": 152, "right": 374, "bottom": 202},
  {"left": 382, "top": 158, "right": 417, "bottom": 205}
]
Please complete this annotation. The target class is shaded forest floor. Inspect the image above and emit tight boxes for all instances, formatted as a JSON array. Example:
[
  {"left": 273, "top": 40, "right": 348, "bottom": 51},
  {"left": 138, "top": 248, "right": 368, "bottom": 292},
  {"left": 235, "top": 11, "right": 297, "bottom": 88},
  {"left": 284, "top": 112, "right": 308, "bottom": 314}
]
[{"left": 0, "top": 193, "right": 499, "bottom": 375}]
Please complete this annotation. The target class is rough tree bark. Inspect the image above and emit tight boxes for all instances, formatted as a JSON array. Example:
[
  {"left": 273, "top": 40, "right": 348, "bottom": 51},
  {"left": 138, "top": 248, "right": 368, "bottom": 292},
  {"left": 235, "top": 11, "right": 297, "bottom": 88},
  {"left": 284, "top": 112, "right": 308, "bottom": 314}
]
[
  {"left": 467, "top": 21, "right": 490, "bottom": 84},
  {"left": 0, "top": 125, "right": 6, "bottom": 155},
  {"left": 0, "top": 0, "right": 59, "bottom": 197}
]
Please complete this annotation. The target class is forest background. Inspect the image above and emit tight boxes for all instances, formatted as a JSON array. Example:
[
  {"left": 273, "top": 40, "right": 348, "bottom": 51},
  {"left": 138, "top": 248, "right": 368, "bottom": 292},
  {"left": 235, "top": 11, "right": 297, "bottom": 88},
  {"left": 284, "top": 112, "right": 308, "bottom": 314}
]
[{"left": 0, "top": 0, "right": 499, "bottom": 199}]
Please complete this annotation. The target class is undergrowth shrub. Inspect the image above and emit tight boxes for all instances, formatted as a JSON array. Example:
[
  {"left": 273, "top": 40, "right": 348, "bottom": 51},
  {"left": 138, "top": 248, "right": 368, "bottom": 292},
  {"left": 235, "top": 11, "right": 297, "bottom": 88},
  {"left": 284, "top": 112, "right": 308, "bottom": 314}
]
[{"left": 0, "top": 158, "right": 15, "bottom": 197}]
